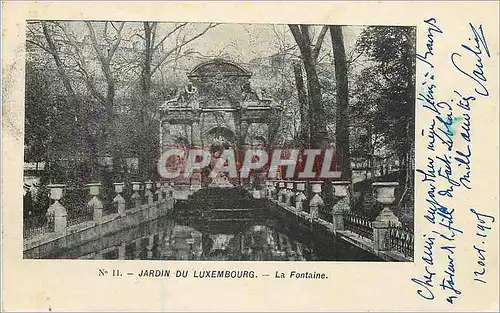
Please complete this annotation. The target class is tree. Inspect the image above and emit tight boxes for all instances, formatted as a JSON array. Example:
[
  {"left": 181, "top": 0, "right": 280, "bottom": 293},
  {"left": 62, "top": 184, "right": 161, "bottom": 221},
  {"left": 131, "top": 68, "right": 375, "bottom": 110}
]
[
  {"left": 330, "top": 26, "right": 352, "bottom": 180},
  {"left": 27, "top": 21, "right": 127, "bottom": 181},
  {"left": 355, "top": 26, "right": 416, "bottom": 202},
  {"left": 26, "top": 21, "right": 219, "bottom": 181},
  {"left": 288, "top": 25, "right": 329, "bottom": 149},
  {"left": 292, "top": 61, "right": 310, "bottom": 146},
  {"left": 133, "top": 22, "right": 219, "bottom": 179}
]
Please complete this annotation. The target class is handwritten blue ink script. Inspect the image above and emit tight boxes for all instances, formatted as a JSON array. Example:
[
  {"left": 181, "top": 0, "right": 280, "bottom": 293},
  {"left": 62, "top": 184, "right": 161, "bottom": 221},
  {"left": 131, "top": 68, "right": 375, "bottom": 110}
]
[{"left": 412, "top": 18, "right": 495, "bottom": 306}]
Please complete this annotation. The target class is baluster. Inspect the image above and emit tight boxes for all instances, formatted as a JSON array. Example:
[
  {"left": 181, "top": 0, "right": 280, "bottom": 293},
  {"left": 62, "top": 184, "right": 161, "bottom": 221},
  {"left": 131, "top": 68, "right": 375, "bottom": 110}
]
[
  {"left": 113, "top": 183, "right": 126, "bottom": 217},
  {"left": 87, "top": 183, "right": 103, "bottom": 225}
]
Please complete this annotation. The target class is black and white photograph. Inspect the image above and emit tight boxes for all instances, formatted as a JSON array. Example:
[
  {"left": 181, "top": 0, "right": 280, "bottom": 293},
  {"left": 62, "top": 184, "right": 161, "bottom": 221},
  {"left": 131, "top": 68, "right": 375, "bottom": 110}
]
[{"left": 23, "top": 20, "right": 416, "bottom": 261}]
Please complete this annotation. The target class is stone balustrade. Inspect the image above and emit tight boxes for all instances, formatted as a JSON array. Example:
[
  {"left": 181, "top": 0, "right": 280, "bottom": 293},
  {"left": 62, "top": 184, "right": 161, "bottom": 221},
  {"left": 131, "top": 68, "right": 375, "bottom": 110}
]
[
  {"left": 27, "top": 178, "right": 412, "bottom": 261},
  {"left": 25, "top": 180, "right": 177, "bottom": 241},
  {"left": 265, "top": 179, "right": 413, "bottom": 261}
]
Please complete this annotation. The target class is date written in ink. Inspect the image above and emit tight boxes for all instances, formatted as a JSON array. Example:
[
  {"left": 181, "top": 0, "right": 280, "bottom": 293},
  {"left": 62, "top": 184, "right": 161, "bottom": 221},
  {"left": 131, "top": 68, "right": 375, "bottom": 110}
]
[{"left": 470, "top": 208, "right": 495, "bottom": 284}]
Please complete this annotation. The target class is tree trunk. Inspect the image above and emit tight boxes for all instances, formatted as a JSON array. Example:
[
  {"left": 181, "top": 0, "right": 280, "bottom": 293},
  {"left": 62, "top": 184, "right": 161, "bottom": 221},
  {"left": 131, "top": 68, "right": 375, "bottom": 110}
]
[
  {"left": 289, "top": 25, "right": 328, "bottom": 149},
  {"left": 303, "top": 54, "right": 328, "bottom": 148},
  {"left": 293, "top": 61, "right": 309, "bottom": 147},
  {"left": 330, "top": 26, "right": 352, "bottom": 181},
  {"left": 137, "top": 22, "right": 156, "bottom": 181}
]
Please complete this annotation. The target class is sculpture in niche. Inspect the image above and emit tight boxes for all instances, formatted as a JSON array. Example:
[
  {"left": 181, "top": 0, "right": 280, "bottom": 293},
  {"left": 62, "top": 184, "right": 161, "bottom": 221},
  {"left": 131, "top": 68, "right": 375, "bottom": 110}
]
[{"left": 201, "top": 136, "right": 234, "bottom": 188}]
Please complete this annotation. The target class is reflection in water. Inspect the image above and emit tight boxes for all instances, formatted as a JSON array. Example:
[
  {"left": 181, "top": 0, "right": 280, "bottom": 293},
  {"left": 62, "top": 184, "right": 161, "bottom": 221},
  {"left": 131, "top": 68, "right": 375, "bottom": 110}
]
[
  {"left": 73, "top": 209, "right": 380, "bottom": 261},
  {"left": 97, "top": 221, "right": 312, "bottom": 261}
]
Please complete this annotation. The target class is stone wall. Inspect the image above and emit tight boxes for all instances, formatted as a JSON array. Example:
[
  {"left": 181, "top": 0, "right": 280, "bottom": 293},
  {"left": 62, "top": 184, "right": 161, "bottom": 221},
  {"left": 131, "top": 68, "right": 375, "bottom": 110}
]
[{"left": 23, "top": 199, "right": 174, "bottom": 259}]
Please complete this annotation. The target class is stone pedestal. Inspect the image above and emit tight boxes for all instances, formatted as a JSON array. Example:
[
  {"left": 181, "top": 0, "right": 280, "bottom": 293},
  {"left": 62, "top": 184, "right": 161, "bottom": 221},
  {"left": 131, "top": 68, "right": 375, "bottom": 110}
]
[
  {"left": 277, "top": 181, "right": 286, "bottom": 203},
  {"left": 155, "top": 182, "right": 163, "bottom": 202},
  {"left": 113, "top": 183, "right": 126, "bottom": 217},
  {"left": 373, "top": 221, "right": 390, "bottom": 252},
  {"left": 265, "top": 180, "right": 275, "bottom": 199},
  {"left": 284, "top": 182, "right": 294, "bottom": 207},
  {"left": 190, "top": 171, "right": 202, "bottom": 191},
  {"left": 87, "top": 183, "right": 103, "bottom": 225},
  {"left": 131, "top": 182, "right": 142, "bottom": 208},
  {"left": 331, "top": 211, "right": 344, "bottom": 232},
  {"left": 294, "top": 181, "right": 307, "bottom": 212},
  {"left": 165, "top": 182, "right": 175, "bottom": 201},
  {"left": 330, "top": 181, "right": 351, "bottom": 231},
  {"left": 309, "top": 181, "right": 324, "bottom": 219},
  {"left": 47, "top": 184, "right": 67, "bottom": 234},
  {"left": 145, "top": 181, "right": 154, "bottom": 205},
  {"left": 372, "top": 182, "right": 401, "bottom": 252}
]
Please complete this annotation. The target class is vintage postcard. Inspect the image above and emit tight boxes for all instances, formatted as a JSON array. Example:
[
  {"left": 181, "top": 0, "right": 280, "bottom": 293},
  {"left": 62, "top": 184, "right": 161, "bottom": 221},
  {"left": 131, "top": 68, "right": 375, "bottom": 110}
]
[{"left": 2, "top": 1, "right": 499, "bottom": 311}]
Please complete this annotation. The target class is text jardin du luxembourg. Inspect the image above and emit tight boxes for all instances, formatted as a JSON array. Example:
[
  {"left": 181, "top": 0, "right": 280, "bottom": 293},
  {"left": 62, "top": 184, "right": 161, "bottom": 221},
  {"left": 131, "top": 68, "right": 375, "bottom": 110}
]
[{"left": 137, "top": 269, "right": 328, "bottom": 279}]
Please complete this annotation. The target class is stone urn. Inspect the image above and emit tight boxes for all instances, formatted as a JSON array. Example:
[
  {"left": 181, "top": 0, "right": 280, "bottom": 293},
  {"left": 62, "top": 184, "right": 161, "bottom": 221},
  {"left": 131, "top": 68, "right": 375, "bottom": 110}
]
[
  {"left": 48, "top": 184, "right": 66, "bottom": 201},
  {"left": 332, "top": 181, "right": 350, "bottom": 198},
  {"left": 372, "top": 182, "right": 401, "bottom": 227},
  {"left": 331, "top": 180, "right": 351, "bottom": 216},
  {"left": 113, "top": 182, "right": 124, "bottom": 194}
]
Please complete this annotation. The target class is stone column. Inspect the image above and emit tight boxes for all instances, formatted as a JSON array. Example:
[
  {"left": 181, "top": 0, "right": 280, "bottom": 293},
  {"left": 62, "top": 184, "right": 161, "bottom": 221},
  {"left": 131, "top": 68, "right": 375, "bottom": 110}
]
[
  {"left": 309, "top": 181, "right": 324, "bottom": 219},
  {"left": 47, "top": 184, "right": 67, "bottom": 234},
  {"left": 190, "top": 120, "right": 202, "bottom": 191},
  {"left": 131, "top": 182, "right": 142, "bottom": 208},
  {"left": 372, "top": 182, "right": 401, "bottom": 252},
  {"left": 294, "top": 181, "right": 307, "bottom": 213},
  {"left": 331, "top": 181, "right": 351, "bottom": 232},
  {"left": 88, "top": 183, "right": 104, "bottom": 225},
  {"left": 145, "top": 181, "right": 154, "bottom": 205},
  {"left": 113, "top": 183, "right": 126, "bottom": 217}
]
